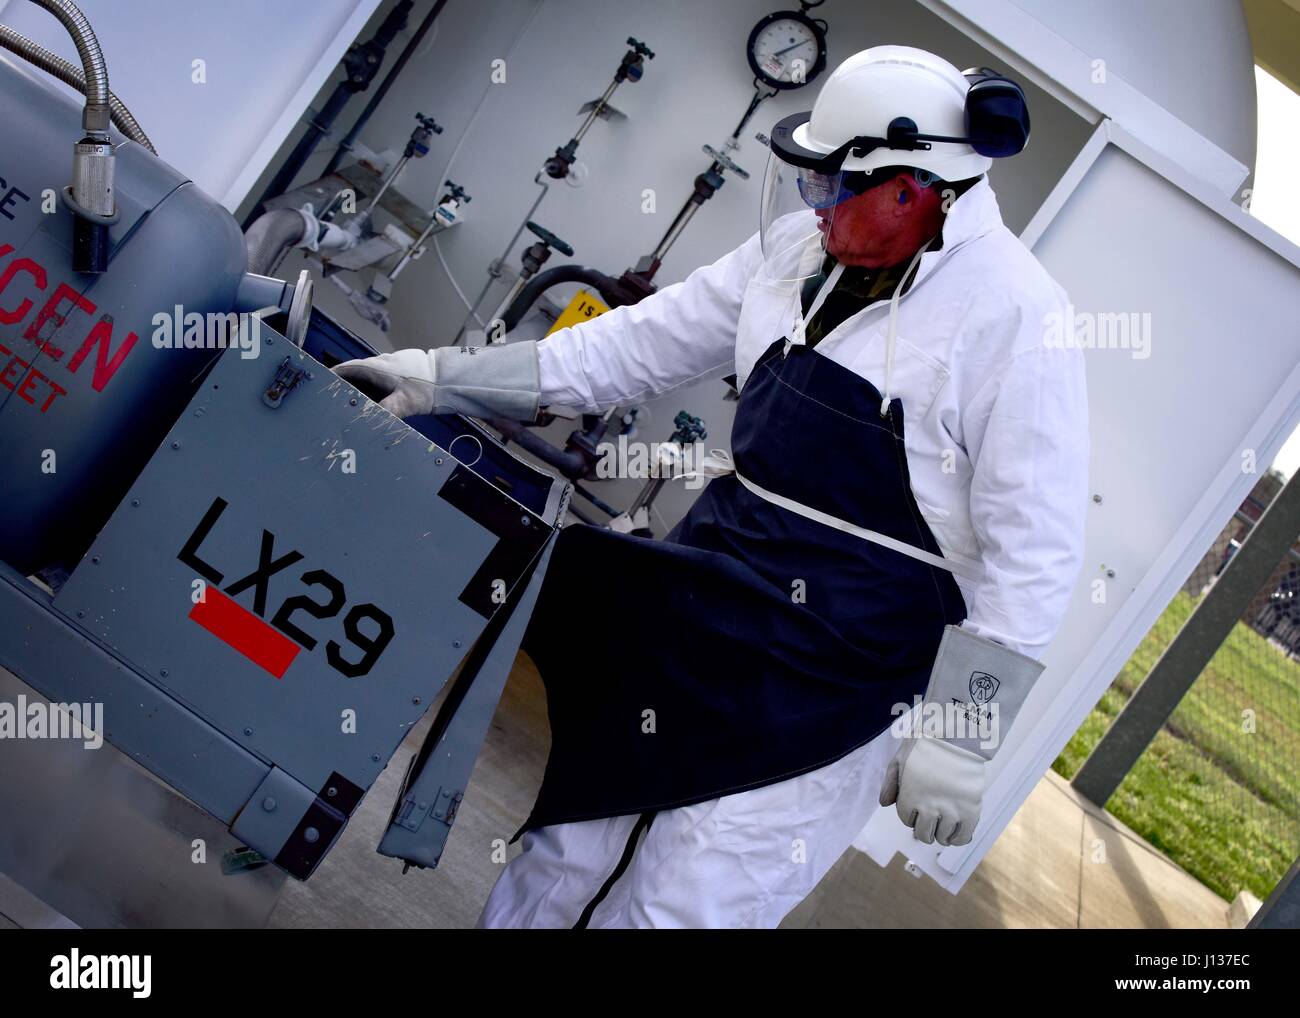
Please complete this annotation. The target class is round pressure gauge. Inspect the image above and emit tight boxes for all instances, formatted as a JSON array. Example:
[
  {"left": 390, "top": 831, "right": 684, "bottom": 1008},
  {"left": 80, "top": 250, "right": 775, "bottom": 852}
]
[{"left": 746, "top": 7, "right": 828, "bottom": 91}]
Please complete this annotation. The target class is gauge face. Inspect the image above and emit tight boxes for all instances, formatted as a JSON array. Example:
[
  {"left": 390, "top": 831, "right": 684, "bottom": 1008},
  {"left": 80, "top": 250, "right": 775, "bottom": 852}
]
[{"left": 747, "top": 12, "right": 827, "bottom": 90}]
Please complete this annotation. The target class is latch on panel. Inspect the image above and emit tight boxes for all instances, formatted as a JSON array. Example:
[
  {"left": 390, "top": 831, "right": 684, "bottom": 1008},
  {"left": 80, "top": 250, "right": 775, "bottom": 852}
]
[{"left": 263, "top": 357, "right": 308, "bottom": 408}]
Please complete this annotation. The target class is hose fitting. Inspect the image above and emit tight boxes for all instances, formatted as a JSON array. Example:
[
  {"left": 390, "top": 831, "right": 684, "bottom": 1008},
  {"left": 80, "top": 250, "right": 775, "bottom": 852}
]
[{"left": 27, "top": 0, "right": 115, "bottom": 271}]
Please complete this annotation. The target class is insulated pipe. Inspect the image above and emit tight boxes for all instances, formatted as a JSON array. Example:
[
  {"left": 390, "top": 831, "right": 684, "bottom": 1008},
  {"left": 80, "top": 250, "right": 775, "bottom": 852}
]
[
  {"left": 241, "top": 0, "right": 420, "bottom": 228},
  {"left": 499, "top": 265, "right": 631, "bottom": 332},
  {"left": 322, "top": 0, "right": 450, "bottom": 178},
  {"left": 486, "top": 417, "right": 593, "bottom": 479},
  {"left": 244, "top": 209, "right": 312, "bottom": 276},
  {"left": 0, "top": 23, "right": 154, "bottom": 151}
]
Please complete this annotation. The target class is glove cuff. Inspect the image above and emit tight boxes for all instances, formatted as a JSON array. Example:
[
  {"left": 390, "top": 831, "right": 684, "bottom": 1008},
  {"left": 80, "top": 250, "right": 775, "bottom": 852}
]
[
  {"left": 431, "top": 341, "right": 541, "bottom": 421},
  {"left": 919, "top": 624, "right": 1045, "bottom": 761}
]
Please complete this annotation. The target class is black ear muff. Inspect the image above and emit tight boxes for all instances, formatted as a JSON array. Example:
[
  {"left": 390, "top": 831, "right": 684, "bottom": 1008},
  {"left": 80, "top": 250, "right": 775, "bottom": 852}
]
[{"left": 962, "top": 69, "right": 1030, "bottom": 158}]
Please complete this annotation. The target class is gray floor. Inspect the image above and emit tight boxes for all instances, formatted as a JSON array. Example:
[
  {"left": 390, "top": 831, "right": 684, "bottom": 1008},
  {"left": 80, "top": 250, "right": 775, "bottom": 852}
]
[
  {"left": 2, "top": 652, "right": 1231, "bottom": 929},
  {"left": 266, "top": 655, "right": 1232, "bottom": 929},
  {"left": 266, "top": 652, "right": 552, "bottom": 929}
]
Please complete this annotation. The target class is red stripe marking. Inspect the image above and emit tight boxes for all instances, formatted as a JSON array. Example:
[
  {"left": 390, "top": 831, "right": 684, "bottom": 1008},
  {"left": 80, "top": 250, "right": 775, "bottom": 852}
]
[{"left": 188, "top": 586, "right": 300, "bottom": 679}]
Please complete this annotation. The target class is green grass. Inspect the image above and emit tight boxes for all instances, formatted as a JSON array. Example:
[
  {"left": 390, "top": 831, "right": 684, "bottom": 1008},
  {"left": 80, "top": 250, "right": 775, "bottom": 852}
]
[{"left": 1053, "top": 590, "right": 1300, "bottom": 902}]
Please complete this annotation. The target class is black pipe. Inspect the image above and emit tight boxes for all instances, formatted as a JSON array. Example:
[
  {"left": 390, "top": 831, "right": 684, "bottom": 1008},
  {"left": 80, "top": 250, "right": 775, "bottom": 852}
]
[
  {"left": 564, "top": 502, "right": 603, "bottom": 526},
  {"left": 486, "top": 417, "right": 592, "bottom": 478},
  {"left": 241, "top": 0, "right": 419, "bottom": 228},
  {"left": 322, "top": 0, "right": 450, "bottom": 178},
  {"left": 572, "top": 483, "right": 622, "bottom": 519},
  {"left": 500, "top": 264, "right": 632, "bottom": 331}
]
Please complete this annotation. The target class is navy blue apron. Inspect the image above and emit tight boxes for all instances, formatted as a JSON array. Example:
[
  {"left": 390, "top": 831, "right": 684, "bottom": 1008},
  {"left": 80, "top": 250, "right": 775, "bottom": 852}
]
[{"left": 514, "top": 335, "right": 968, "bottom": 838}]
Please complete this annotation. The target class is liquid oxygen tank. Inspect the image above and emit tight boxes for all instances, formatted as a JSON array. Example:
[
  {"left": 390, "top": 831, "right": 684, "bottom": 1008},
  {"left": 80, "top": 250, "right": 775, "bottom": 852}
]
[{"left": 0, "top": 52, "right": 248, "bottom": 575}]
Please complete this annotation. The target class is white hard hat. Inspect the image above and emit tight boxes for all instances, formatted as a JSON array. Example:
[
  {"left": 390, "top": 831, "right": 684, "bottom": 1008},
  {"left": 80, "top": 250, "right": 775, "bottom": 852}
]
[
  {"left": 783, "top": 45, "right": 997, "bottom": 181},
  {"left": 758, "top": 45, "right": 1028, "bottom": 278}
]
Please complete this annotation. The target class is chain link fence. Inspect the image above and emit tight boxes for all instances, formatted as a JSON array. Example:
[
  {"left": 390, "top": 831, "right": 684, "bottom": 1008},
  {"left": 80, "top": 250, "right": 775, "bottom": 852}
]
[{"left": 1055, "top": 470, "right": 1300, "bottom": 903}]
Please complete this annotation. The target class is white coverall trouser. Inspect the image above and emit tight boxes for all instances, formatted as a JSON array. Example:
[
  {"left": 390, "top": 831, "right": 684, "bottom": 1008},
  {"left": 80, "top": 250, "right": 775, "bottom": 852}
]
[{"left": 477, "top": 725, "right": 900, "bottom": 928}]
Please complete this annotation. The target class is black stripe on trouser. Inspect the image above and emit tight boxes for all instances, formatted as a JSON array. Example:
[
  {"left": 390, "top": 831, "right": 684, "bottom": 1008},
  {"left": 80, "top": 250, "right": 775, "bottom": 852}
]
[{"left": 572, "top": 811, "right": 656, "bottom": 929}]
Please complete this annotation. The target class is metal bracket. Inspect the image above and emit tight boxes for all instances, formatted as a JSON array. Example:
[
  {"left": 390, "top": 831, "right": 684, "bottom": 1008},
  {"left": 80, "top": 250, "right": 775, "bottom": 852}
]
[
  {"left": 433, "top": 787, "right": 463, "bottom": 824},
  {"left": 578, "top": 99, "right": 628, "bottom": 123},
  {"left": 394, "top": 786, "right": 462, "bottom": 833},
  {"left": 262, "top": 357, "right": 308, "bottom": 408}
]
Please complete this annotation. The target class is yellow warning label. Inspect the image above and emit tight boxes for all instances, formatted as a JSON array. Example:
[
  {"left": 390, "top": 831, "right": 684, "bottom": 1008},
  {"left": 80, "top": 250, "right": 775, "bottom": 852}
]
[{"left": 547, "top": 289, "right": 610, "bottom": 335}]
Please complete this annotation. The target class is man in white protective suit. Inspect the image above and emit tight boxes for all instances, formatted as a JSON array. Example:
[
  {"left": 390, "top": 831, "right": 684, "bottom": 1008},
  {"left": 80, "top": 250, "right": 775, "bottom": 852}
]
[{"left": 335, "top": 45, "right": 1090, "bottom": 929}]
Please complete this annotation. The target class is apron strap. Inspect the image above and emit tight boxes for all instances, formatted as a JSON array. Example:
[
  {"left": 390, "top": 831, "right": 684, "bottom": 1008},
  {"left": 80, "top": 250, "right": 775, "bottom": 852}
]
[
  {"left": 790, "top": 263, "right": 845, "bottom": 349},
  {"left": 735, "top": 470, "right": 982, "bottom": 582},
  {"left": 880, "top": 240, "right": 933, "bottom": 417},
  {"left": 678, "top": 450, "right": 983, "bottom": 583}
]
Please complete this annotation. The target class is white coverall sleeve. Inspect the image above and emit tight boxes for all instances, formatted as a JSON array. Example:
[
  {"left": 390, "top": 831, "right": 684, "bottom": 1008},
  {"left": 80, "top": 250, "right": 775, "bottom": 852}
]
[
  {"left": 536, "top": 232, "right": 764, "bottom": 413},
  {"left": 958, "top": 330, "right": 1090, "bottom": 660}
]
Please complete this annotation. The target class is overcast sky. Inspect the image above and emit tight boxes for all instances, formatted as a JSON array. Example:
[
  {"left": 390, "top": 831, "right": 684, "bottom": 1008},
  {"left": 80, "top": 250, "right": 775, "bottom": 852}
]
[{"left": 1252, "top": 67, "right": 1300, "bottom": 481}]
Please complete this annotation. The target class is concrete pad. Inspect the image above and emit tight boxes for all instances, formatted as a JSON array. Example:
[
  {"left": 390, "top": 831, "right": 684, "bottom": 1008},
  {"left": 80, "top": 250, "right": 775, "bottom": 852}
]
[
  {"left": 265, "top": 654, "right": 1232, "bottom": 929},
  {"left": 1075, "top": 797, "right": 1230, "bottom": 929},
  {"left": 266, "top": 655, "right": 552, "bottom": 929},
  {"left": 786, "top": 773, "right": 1230, "bottom": 929}
]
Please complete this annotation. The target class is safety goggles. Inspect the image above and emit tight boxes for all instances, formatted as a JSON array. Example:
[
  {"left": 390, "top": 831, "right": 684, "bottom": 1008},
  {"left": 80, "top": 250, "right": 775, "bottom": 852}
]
[{"left": 795, "top": 168, "right": 856, "bottom": 210}]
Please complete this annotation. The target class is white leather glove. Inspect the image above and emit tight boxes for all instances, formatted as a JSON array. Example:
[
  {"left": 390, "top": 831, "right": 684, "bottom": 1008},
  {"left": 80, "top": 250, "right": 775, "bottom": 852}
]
[
  {"left": 879, "top": 624, "right": 1045, "bottom": 848},
  {"left": 878, "top": 733, "right": 986, "bottom": 846},
  {"left": 333, "top": 341, "right": 541, "bottom": 421}
]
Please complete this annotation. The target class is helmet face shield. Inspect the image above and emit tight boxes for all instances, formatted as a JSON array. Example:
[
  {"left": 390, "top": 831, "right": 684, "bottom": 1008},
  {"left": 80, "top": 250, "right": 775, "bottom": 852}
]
[{"left": 759, "top": 150, "right": 842, "bottom": 281}]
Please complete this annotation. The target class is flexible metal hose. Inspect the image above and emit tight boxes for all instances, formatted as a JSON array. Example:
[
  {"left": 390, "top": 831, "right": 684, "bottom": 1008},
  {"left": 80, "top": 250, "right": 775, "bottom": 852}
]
[
  {"left": 28, "top": 0, "right": 107, "bottom": 111},
  {"left": 0, "top": 23, "right": 155, "bottom": 152}
]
